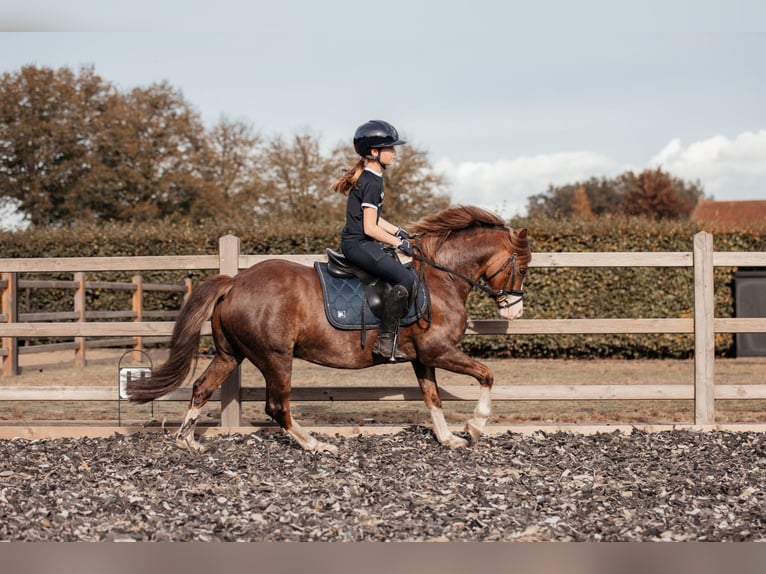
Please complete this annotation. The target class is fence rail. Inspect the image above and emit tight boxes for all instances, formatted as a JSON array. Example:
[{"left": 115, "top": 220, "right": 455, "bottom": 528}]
[
  {"left": 1, "top": 271, "right": 191, "bottom": 368},
  {"left": 1, "top": 232, "right": 765, "bottom": 429}
]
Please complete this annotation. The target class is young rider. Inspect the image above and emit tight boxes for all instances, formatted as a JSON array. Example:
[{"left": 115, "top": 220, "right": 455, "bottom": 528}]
[{"left": 331, "top": 120, "right": 417, "bottom": 362}]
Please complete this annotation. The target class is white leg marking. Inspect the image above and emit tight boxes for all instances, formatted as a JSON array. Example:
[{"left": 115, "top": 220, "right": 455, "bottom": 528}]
[
  {"left": 286, "top": 421, "right": 338, "bottom": 454},
  {"left": 466, "top": 386, "right": 492, "bottom": 443},
  {"left": 430, "top": 405, "right": 468, "bottom": 449},
  {"left": 176, "top": 406, "right": 205, "bottom": 452}
]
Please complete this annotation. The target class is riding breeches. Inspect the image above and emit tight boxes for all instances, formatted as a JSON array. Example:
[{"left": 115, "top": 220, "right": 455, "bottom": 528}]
[{"left": 340, "top": 239, "right": 418, "bottom": 295}]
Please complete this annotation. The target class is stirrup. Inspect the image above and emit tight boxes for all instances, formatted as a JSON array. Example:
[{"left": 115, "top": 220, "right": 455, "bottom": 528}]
[{"left": 373, "top": 332, "right": 407, "bottom": 362}]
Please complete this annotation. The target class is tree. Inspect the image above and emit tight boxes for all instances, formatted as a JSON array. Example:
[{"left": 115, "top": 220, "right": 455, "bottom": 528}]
[
  {"left": 254, "top": 131, "right": 343, "bottom": 226},
  {"left": 582, "top": 177, "right": 625, "bottom": 216},
  {"left": 527, "top": 176, "right": 625, "bottom": 218},
  {"left": 571, "top": 185, "right": 594, "bottom": 219},
  {"left": 87, "top": 81, "right": 208, "bottom": 222},
  {"left": 526, "top": 184, "right": 576, "bottom": 218},
  {"left": 1, "top": 65, "right": 452, "bottom": 229},
  {"left": 0, "top": 65, "right": 208, "bottom": 226},
  {"left": 193, "top": 116, "right": 263, "bottom": 223},
  {"left": 619, "top": 168, "right": 704, "bottom": 220},
  {"left": 0, "top": 65, "right": 115, "bottom": 225},
  {"left": 526, "top": 171, "right": 705, "bottom": 220},
  {"left": 252, "top": 134, "right": 452, "bottom": 228}
]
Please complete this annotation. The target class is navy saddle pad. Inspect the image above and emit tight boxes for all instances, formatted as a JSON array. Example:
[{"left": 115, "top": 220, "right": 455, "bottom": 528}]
[{"left": 314, "top": 262, "right": 428, "bottom": 330}]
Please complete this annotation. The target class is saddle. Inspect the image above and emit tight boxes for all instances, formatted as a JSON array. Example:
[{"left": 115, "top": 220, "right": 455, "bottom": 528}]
[
  {"left": 325, "top": 248, "right": 390, "bottom": 316},
  {"left": 314, "top": 248, "right": 428, "bottom": 332}
]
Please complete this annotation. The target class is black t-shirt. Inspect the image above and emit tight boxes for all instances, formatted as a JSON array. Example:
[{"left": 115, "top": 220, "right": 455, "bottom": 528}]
[{"left": 341, "top": 169, "right": 384, "bottom": 242}]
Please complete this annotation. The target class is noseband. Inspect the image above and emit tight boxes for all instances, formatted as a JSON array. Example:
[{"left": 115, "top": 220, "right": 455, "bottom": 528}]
[{"left": 412, "top": 251, "right": 525, "bottom": 309}]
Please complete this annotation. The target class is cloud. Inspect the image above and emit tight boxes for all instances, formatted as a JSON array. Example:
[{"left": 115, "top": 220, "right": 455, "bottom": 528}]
[
  {"left": 436, "top": 130, "right": 766, "bottom": 218},
  {"left": 650, "top": 130, "right": 766, "bottom": 200},
  {"left": 435, "top": 152, "right": 620, "bottom": 218},
  {"left": 0, "top": 5, "right": 144, "bottom": 31}
]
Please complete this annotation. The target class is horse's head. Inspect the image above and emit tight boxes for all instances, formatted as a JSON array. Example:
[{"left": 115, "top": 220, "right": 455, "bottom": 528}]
[
  {"left": 484, "top": 227, "right": 530, "bottom": 320},
  {"left": 410, "top": 205, "right": 531, "bottom": 321}
]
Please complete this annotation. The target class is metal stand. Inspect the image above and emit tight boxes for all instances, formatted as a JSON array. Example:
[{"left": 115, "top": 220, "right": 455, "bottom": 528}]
[{"left": 117, "top": 350, "right": 153, "bottom": 426}]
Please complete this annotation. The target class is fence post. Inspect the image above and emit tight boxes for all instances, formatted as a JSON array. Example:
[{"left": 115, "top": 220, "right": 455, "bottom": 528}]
[
  {"left": 73, "top": 272, "right": 87, "bottom": 368},
  {"left": 218, "top": 235, "right": 242, "bottom": 427},
  {"left": 132, "top": 275, "right": 144, "bottom": 361},
  {"left": 1, "top": 272, "right": 18, "bottom": 376},
  {"left": 183, "top": 277, "right": 193, "bottom": 302},
  {"left": 693, "top": 231, "right": 715, "bottom": 424}
]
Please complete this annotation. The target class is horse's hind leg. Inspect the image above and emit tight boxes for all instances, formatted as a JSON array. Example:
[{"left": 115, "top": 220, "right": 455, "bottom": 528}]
[
  {"left": 256, "top": 353, "right": 337, "bottom": 454},
  {"left": 176, "top": 351, "right": 240, "bottom": 452}
]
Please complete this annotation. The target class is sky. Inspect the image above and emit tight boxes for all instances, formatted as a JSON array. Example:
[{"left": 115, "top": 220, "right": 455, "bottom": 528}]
[{"left": 1, "top": 0, "right": 765, "bottom": 228}]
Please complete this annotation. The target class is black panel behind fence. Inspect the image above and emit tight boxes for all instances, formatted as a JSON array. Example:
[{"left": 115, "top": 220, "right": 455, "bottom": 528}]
[{"left": 735, "top": 269, "right": 766, "bottom": 357}]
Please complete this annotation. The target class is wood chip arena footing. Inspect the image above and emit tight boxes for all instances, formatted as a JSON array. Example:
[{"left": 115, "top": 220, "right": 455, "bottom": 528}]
[{"left": 1, "top": 427, "right": 764, "bottom": 541}]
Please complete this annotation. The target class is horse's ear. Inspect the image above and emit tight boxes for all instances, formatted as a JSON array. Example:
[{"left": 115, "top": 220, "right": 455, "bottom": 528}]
[{"left": 516, "top": 228, "right": 528, "bottom": 239}]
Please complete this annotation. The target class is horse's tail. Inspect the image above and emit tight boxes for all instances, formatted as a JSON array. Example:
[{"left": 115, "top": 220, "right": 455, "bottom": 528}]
[{"left": 128, "top": 275, "right": 234, "bottom": 403}]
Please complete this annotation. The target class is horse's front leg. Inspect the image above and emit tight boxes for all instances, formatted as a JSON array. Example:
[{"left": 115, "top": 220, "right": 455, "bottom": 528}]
[
  {"left": 466, "top": 383, "right": 492, "bottom": 444},
  {"left": 412, "top": 360, "right": 469, "bottom": 448},
  {"left": 422, "top": 349, "right": 495, "bottom": 445}
]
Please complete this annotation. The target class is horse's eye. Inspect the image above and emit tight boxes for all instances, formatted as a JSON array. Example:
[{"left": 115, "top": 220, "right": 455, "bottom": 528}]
[{"left": 519, "top": 268, "right": 527, "bottom": 276}]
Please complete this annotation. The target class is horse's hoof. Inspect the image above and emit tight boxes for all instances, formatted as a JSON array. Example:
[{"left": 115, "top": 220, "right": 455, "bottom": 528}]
[
  {"left": 315, "top": 442, "right": 339, "bottom": 455},
  {"left": 176, "top": 436, "right": 205, "bottom": 452},
  {"left": 443, "top": 433, "right": 469, "bottom": 449},
  {"left": 465, "top": 421, "right": 483, "bottom": 444}
]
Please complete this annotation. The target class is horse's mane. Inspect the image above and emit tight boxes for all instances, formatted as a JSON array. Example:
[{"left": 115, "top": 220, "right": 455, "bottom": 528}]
[{"left": 409, "top": 205, "right": 510, "bottom": 258}]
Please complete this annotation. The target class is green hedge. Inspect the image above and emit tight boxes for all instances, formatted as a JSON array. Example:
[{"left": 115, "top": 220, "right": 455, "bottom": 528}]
[
  {"left": 468, "top": 216, "right": 766, "bottom": 358},
  {"left": 0, "top": 219, "right": 343, "bottom": 318},
  {"left": 2, "top": 216, "right": 764, "bottom": 359}
]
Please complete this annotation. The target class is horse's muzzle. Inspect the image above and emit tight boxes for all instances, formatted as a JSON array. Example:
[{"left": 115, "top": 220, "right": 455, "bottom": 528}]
[{"left": 497, "top": 292, "right": 524, "bottom": 320}]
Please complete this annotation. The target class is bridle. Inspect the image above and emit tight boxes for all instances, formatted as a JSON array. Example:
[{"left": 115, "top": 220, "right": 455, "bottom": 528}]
[
  {"left": 412, "top": 249, "right": 526, "bottom": 309},
  {"left": 482, "top": 253, "right": 526, "bottom": 309}
]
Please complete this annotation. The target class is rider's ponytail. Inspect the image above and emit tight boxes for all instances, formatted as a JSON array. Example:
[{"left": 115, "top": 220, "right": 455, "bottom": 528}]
[{"left": 331, "top": 158, "right": 366, "bottom": 196}]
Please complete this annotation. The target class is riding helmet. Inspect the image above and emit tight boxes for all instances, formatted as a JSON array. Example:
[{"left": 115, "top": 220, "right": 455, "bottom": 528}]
[{"left": 353, "top": 120, "right": 407, "bottom": 158}]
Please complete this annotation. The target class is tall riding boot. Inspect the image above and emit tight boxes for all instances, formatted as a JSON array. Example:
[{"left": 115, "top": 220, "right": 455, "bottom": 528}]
[{"left": 373, "top": 284, "right": 409, "bottom": 362}]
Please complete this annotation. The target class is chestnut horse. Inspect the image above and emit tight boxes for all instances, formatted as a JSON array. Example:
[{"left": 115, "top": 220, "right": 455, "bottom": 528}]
[{"left": 128, "top": 206, "right": 531, "bottom": 453}]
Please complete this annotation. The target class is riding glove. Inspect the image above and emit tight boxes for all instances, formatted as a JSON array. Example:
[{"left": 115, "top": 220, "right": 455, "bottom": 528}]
[
  {"left": 395, "top": 227, "right": 411, "bottom": 240},
  {"left": 397, "top": 239, "right": 414, "bottom": 256}
]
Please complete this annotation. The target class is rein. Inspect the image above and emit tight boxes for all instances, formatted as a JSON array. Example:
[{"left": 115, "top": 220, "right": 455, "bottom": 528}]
[{"left": 411, "top": 248, "right": 524, "bottom": 309}]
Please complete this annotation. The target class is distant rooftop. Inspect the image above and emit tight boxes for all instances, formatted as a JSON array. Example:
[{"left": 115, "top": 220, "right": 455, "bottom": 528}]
[{"left": 691, "top": 199, "right": 766, "bottom": 231}]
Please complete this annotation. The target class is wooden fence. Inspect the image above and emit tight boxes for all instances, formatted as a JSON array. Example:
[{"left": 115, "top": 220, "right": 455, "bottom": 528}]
[
  {"left": 0, "top": 272, "right": 191, "bottom": 369},
  {"left": 1, "top": 232, "right": 765, "bottom": 430}
]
